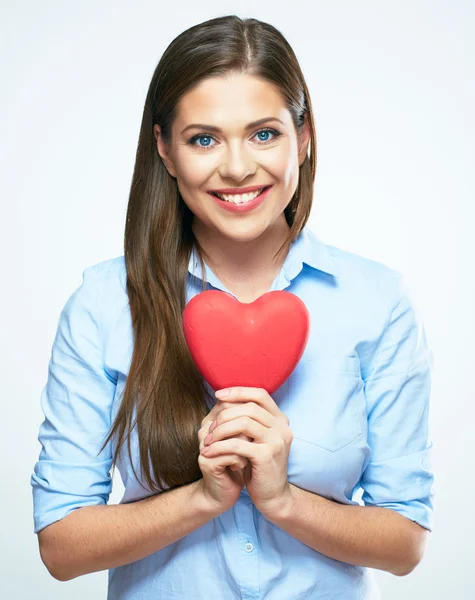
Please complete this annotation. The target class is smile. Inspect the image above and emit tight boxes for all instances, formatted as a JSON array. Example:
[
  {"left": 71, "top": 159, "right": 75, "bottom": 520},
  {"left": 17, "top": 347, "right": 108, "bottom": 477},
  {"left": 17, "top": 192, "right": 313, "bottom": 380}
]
[
  {"left": 208, "top": 185, "right": 273, "bottom": 214},
  {"left": 210, "top": 186, "right": 270, "bottom": 204}
]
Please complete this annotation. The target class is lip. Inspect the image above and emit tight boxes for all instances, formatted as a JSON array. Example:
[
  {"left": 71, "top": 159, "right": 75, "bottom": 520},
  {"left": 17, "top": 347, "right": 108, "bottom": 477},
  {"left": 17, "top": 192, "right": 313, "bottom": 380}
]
[
  {"left": 208, "top": 184, "right": 272, "bottom": 194},
  {"left": 208, "top": 185, "right": 272, "bottom": 214}
]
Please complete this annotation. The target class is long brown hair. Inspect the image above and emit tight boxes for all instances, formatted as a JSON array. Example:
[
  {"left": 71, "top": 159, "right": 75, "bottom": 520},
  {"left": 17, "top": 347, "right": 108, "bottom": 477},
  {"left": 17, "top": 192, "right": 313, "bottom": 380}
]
[{"left": 98, "top": 15, "right": 317, "bottom": 493}]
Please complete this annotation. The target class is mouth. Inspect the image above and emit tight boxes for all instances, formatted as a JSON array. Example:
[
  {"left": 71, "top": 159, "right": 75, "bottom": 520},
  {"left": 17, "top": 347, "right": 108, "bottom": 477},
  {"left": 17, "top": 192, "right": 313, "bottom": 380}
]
[{"left": 209, "top": 185, "right": 272, "bottom": 205}]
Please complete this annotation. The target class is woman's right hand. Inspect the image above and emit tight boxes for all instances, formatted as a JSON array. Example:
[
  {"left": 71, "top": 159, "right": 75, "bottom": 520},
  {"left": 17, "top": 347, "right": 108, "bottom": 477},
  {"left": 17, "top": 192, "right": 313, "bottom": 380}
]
[{"left": 196, "top": 415, "right": 251, "bottom": 514}]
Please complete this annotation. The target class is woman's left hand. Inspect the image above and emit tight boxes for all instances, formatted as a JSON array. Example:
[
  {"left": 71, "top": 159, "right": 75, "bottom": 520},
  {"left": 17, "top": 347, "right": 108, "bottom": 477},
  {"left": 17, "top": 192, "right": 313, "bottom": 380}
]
[{"left": 201, "top": 386, "right": 293, "bottom": 517}]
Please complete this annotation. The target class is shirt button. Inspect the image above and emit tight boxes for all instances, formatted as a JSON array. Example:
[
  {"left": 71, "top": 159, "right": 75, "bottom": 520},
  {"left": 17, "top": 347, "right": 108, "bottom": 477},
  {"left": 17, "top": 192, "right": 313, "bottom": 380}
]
[{"left": 245, "top": 542, "right": 254, "bottom": 553}]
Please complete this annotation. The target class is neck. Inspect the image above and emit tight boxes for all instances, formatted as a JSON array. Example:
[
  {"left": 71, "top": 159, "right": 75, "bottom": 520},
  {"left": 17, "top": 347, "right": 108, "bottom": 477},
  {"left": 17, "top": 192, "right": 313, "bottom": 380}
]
[{"left": 192, "top": 216, "right": 291, "bottom": 284}]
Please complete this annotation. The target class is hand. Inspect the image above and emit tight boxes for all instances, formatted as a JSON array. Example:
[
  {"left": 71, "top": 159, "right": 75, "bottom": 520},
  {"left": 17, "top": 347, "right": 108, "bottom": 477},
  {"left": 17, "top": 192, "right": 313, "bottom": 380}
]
[
  {"left": 195, "top": 412, "right": 248, "bottom": 515},
  {"left": 201, "top": 387, "right": 293, "bottom": 518},
  {"left": 201, "top": 396, "right": 254, "bottom": 478}
]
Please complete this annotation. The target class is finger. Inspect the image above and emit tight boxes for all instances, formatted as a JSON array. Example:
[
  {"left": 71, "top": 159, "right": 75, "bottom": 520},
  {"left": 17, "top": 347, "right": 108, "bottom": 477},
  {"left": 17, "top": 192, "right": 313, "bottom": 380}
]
[
  {"left": 223, "top": 434, "right": 252, "bottom": 465},
  {"left": 211, "top": 402, "right": 275, "bottom": 432},
  {"left": 201, "top": 437, "right": 260, "bottom": 463},
  {"left": 229, "top": 462, "right": 246, "bottom": 471},
  {"left": 199, "top": 428, "right": 252, "bottom": 453},
  {"left": 206, "top": 416, "right": 269, "bottom": 445},
  {"left": 198, "top": 426, "right": 251, "bottom": 452},
  {"left": 217, "top": 433, "right": 252, "bottom": 463},
  {"left": 198, "top": 422, "right": 212, "bottom": 445},
  {"left": 198, "top": 451, "right": 247, "bottom": 474},
  {"left": 215, "top": 387, "right": 282, "bottom": 419},
  {"left": 198, "top": 406, "right": 227, "bottom": 443},
  {"left": 199, "top": 400, "right": 235, "bottom": 431},
  {"left": 228, "top": 453, "right": 248, "bottom": 470}
]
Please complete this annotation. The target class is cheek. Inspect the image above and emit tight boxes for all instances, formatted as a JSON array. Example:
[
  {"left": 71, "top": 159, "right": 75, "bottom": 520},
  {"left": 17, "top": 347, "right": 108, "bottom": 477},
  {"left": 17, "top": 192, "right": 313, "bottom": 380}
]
[
  {"left": 265, "top": 147, "right": 299, "bottom": 189},
  {"left": 177, "top": 166, "right": 212, "bottom": 189},
  {"left": 174, "top": 164, "right": 215, "bottom": 211},
  {"left": 174, "top": 147, "right": 217, "bottom": 188}
]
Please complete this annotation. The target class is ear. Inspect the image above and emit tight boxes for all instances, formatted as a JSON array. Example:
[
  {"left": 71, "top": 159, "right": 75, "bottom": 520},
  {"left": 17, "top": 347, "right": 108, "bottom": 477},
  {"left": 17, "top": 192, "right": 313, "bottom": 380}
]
[
  {"left": 153, "top": 124, "right": 177, "bottom": 178},
  {"left": 297, "top": 114, "right": 311, "bottom": 167}
]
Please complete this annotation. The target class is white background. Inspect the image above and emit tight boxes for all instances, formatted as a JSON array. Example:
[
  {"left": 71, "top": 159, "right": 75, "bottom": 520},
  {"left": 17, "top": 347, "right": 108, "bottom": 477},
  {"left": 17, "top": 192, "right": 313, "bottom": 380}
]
[{"left": 1, "top": 0, "right": 473, "bottom": 598}]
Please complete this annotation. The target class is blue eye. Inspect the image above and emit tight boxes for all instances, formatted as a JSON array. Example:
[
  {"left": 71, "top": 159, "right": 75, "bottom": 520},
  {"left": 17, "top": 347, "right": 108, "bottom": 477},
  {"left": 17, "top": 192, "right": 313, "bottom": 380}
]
[
  {"left": 194, "top": 135, "right": 213, "bottom": 149},
  {"left": 187, "top": 128, "right": 281, "bottom": 151},
  {"left": 256, "top": 130, "right": 272, "bottom": 142}
]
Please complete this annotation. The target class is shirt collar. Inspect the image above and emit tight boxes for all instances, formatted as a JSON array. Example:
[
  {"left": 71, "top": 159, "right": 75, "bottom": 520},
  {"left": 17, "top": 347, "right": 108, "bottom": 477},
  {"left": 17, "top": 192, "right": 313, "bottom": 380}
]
[{"left": 188, "top": 225, "right": 339, "bottom": 283}]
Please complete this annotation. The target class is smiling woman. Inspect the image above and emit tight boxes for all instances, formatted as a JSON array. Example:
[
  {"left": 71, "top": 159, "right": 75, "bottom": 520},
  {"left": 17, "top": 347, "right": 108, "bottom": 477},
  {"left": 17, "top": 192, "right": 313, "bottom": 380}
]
[
  {"left": 31, "top": 12, "right": 434, "bottom": 600},
  {"left": 153, "top": 72, "right": 310, "bottom": 241}
]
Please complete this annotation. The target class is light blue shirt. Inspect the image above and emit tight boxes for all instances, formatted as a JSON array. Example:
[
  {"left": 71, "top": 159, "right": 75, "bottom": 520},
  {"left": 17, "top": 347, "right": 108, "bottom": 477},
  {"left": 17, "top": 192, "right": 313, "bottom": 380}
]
[{"left": 31, "top": 225, "right": 435, "bottom": 599}]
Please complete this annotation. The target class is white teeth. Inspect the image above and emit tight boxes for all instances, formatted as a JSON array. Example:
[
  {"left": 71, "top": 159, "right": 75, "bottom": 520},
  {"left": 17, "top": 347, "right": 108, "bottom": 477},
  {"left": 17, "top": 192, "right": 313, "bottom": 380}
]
[{"left": 215, "top": 188, "right": 266, "bottom": 203}]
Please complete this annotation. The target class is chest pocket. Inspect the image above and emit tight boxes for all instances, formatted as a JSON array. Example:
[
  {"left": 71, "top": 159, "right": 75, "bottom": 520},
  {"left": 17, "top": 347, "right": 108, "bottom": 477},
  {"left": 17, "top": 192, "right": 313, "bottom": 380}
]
[{"left": 286, "top": 355, "right": 364, "bottom": 452}]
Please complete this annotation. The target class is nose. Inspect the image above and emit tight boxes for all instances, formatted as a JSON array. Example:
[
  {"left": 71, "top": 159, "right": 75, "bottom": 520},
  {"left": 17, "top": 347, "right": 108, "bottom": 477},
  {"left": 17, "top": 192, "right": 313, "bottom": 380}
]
[{"left": 217, "top": 140, "right": 257, "bottom": 182}]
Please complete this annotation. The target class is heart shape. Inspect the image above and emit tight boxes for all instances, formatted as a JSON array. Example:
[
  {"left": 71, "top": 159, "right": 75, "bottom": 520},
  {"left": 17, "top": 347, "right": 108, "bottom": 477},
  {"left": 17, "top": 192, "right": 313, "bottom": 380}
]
[{"left": 182, "top": 290, "right": 310, "bottom": 394}]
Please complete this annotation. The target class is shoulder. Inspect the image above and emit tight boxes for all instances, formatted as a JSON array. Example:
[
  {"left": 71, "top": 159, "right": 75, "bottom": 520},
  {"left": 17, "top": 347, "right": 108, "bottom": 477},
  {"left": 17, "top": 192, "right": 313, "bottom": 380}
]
[
  {"left": 86, "top": 254, "right": 126, "bottom": 278},
  {"left": 64, "top": 255, "right": 127, "bottom": 331},
  {"left": 324, "top": 241, "right": 404, "bottom": 311},
  {"left": 81, "top": 255, "right": 127, "bottom": 294},
  {"left": 87, "top": 253, "right": 127, "bottom": 305}
]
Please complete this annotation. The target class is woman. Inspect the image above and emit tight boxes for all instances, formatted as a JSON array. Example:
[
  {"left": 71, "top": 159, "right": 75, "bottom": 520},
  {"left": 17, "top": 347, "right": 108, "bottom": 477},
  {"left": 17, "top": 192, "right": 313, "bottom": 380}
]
[{"left": 31, "top": 15, "right": 435, "bottom": 599}]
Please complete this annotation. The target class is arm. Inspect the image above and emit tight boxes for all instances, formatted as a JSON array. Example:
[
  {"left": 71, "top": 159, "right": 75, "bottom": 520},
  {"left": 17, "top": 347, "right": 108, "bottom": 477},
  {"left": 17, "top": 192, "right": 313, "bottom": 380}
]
[
  {"left": 264, "top": 484, "right": 427, "bottom": 576},
  {"left": 265, "top": 271, "right": 434, "bottom": 576},
  {"left": 39, "top": 480, "right": 218, "bottom": 581},
  {"left": 30, "top": 265, "right": 218, "bottom": 580}
]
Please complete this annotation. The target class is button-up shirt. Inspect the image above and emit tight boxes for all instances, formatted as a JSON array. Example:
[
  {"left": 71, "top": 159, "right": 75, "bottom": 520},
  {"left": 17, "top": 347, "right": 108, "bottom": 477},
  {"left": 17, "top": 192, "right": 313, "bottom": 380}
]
[{"left": 31, "top": 225, "right": 435, "bottom": 599}]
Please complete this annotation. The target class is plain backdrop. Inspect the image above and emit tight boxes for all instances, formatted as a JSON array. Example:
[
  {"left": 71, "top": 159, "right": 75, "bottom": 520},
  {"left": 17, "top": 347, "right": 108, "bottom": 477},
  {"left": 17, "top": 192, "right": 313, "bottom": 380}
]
[{"left": 1, "top": 0, "right": 473, "bottom": 598}]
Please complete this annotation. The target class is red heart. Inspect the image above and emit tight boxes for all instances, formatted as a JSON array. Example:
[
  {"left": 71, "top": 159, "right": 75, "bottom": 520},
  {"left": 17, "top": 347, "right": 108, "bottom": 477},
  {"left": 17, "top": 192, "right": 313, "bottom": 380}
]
[{"left": 182, "top": 290, "right": 310, "bottom": 394}]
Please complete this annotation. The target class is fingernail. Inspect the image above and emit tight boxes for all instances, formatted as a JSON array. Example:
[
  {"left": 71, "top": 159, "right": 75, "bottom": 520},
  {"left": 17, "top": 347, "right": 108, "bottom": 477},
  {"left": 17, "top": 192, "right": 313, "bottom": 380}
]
[
  {"left": 204, "top": 433, "right": 212, "bottom": 444},
  {"left": 215, "top": 389, "right": 229, "bottom": 398}
]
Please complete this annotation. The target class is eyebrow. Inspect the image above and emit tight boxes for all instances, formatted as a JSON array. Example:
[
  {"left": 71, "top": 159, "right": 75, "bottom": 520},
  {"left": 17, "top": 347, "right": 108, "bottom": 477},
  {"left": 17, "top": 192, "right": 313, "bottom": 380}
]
[{"left": 180, "top": 117, "right": 285, "bottom": 136}]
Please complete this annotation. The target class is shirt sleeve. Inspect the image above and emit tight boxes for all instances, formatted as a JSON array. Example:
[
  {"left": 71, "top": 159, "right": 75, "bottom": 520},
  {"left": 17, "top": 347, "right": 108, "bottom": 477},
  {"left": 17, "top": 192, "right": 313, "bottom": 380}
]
[
  {"left": 30, "top": 265, "right": 117, "bottom": 534},
  {"left": 359, "top": 271, "right": 435, "bottom": 532}
]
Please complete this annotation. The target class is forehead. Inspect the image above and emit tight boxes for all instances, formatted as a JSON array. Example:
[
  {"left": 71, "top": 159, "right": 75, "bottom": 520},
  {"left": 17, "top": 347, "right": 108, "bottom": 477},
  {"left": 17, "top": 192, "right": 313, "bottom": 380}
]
[{"left": 174, "top": 73, "right": 289, "bottom": 129}]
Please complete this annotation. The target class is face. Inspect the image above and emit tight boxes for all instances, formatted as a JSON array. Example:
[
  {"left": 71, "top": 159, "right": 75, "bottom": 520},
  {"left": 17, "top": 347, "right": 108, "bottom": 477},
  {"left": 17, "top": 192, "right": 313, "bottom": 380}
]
[{"left": 153, "top": 73, "right": 310, "bottom": 245}]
